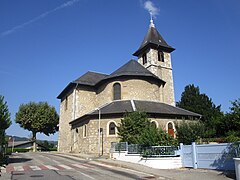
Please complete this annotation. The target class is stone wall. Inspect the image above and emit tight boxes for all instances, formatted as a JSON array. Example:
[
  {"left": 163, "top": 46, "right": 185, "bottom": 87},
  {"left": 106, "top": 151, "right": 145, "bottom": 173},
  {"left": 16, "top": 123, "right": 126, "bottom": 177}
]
[
  {"left": 138, "top": 49, "right": 175, "bottom": 106},
  {"left": 70, "top": 116, "right": 189, "bottom": 155},
  {"left": 58, "top": 90, "right": 74, "bottom": 152}
]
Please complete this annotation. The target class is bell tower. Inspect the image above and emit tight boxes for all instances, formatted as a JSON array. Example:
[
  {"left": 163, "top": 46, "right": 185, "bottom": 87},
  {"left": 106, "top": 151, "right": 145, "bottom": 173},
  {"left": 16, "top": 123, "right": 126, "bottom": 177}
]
[{"left": 133, "top": 19, "right": 175, "bottom": 106}]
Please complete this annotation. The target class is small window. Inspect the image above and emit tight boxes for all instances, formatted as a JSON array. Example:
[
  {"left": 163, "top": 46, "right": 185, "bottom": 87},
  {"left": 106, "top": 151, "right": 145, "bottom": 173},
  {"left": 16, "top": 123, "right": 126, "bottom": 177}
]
[
  {"left": 168, "top": 122, "right": 173, "bottom": 129},
  {"left": 142, "top": 53, "right": 147, "bottom": 65},
  {"left": 65, "top": 96, "right": 68, "bottom": 111},
  {"left": 109, "top": 122, "right": 116, "bottom": 135},
  {"left": 113, "top": 83, "right": 121, "bottom": 100},
  {"left": 158, "top": 51, "right": 164, "bottom": 62},
  {"left": 83, "top": 125, "right": 87, "bottom": 137},
  {"left": 151, "top": 121, "right": 157, "bottom": 128}
]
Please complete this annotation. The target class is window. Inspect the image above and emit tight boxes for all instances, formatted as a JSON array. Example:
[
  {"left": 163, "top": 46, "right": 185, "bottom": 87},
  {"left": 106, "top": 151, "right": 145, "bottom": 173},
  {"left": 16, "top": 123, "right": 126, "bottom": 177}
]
[
  {"left": 151, "top": 121, "right": 157, "bottom": 128},
  {"left": 83, "top": 125, "right": 87, "bottom": 137},
  {"left": 167, "top": 122, "right": 174, "bottom": 138},
  {"left": 142, "top": 53, "right": 147, "bottom": 65},
  {"left": 113, "top": 83, "right": 121, "bottom": 100},
  {"left": 65, "top": 96, "right": 68, "bottom": 111},
  {"left": 158, "top": 51, "right": 164, "bottom": 62},
  {"left": 109, "top": 122, "right": 116, "bottom": 135}
]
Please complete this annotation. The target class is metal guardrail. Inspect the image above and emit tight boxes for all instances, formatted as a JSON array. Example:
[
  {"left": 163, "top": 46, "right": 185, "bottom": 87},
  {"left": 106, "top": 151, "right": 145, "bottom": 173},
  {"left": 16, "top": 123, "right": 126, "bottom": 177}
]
[{"left": 111, "top": 142, "right": 179, "bottom": 157}]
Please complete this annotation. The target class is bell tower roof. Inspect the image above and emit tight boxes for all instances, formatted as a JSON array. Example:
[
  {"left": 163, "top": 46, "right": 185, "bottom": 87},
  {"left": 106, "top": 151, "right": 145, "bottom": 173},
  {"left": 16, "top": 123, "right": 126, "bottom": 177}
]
[{"left": 133, "top": 19, "right": 175, "bottom": 56}]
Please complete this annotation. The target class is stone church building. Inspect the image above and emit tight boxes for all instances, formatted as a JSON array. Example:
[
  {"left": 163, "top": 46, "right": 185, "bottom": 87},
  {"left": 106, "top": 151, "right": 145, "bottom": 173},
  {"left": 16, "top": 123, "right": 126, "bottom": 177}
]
[{"left": 57, "top": 19, "right": 200, "bottom": 155}]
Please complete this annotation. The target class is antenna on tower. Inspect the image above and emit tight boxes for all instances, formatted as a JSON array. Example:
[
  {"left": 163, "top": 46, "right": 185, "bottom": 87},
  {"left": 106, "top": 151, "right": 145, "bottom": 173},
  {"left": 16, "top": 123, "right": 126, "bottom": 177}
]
[{"left": 149, "top": 12, "right": 155, "bottom": 28}]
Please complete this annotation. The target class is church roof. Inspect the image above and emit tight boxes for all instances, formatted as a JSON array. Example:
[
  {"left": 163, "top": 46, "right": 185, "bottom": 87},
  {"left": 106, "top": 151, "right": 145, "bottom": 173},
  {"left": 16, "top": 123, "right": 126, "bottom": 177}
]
[
  {"left": 73, "top": 71, "right": 107, "bottom": 86},
  {"left": 133, "top": 20, "right": 175, "bottom": 56},
  {"left": 70, "top": 100, "right": 201, "bottom": 125},
  {"left": 97, "top": 60, "right": 165, "bottom": 85},
  {"left": 57, "top": 60, "right": 165, "bottom": 99}
]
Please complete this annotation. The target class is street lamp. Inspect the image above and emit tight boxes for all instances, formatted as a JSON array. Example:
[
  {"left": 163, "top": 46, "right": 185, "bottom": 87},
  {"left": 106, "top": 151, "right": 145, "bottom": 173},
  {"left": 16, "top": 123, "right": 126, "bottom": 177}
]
[{"left": 96, "top": 108, "right": 101, "bottom": 157}]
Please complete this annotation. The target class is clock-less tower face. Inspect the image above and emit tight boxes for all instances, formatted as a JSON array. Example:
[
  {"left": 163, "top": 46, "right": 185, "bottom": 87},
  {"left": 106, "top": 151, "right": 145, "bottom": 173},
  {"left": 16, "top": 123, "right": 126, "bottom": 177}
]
[{"left": 133, "top": 20, "right": 175, "bottom": 106}]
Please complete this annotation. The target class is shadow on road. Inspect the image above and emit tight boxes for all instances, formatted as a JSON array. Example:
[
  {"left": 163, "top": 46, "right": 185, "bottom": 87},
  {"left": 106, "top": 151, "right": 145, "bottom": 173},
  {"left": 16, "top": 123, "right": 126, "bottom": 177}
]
[{"left": 8, "top": 156, "right": 32, "bottom": 164}]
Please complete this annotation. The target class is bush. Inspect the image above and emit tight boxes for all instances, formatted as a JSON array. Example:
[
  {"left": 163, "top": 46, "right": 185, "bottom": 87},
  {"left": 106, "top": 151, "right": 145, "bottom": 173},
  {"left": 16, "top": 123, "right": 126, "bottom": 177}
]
[
  {"left": 49, "top": 148, "right": 57, "bottom": 151},
  {"left": 175, "top": 121, "right": 205, "bottom": 145},
  {"left": 11, "top": 148, "right": 32, "bottom": 153}
]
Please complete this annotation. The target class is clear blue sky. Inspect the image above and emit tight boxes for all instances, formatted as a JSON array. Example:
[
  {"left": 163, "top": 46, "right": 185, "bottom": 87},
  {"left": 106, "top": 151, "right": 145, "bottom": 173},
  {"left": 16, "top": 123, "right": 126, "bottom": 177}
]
[{"left": 1, "top": 0, "right": 240, "bottom": 141}]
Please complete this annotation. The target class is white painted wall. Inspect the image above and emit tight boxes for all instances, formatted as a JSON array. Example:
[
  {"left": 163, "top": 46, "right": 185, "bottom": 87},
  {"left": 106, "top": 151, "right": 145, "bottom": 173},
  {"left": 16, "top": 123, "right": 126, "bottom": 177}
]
[{"left": 112, "top": 152, "right": 182, "bottom": 169}]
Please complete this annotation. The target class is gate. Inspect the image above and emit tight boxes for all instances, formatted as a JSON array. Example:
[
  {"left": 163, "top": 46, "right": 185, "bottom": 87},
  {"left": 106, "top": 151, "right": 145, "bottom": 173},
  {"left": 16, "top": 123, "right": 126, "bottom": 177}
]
[
  {"left": 181, "top": 144, "right": 194, "bottom": 168},
  {"left": 181, "top": 142, "right": 238, "bottom": 170}
]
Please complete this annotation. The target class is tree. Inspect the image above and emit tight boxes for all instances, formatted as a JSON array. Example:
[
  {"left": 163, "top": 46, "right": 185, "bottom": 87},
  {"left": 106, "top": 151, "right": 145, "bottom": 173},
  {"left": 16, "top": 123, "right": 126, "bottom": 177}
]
[
  {"left": 117, "top": 111, "right": 176, "bottom": 146},
  {"left": 15, "top": 102, "right": 59, "bottom": 152},
  {"left": 0, "top": 95, "right": 11, "bottom": 146},
  {"left": 218, "top": 99, "right": 240, "bottom": 140},
  {"left": 0, "top": 95, "right": 11, "bottom": 166},
  {"left": 176, "top": 84, "right": 224, "bottom": 137},
  {"left": 175, "top": 121, "right": 205, "bottom": 144}
]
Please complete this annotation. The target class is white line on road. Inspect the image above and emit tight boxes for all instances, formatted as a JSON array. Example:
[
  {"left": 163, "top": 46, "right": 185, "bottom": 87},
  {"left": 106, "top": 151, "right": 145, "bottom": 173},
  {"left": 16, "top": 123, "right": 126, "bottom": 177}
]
[
  {"left": 44, "top": 165, "right": 59, "bottom": 170},
  {"left": 58, "top": 164, "right": 73, "bottom": 170},
  {"left": 14, "top": 166, "right": 24, "bottom": 171},
  {"left": 29, "top": 166, "right": 41, "bottom": 171},
  {"left": 71, "top": 164, "right": 88, "bottom": 169}
]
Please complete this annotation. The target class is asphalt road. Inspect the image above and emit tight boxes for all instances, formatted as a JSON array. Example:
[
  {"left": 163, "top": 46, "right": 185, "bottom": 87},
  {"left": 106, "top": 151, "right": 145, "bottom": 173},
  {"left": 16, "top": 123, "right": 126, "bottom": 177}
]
[{"left": 1, "top": 152, "right": 157, "bottom": 180}]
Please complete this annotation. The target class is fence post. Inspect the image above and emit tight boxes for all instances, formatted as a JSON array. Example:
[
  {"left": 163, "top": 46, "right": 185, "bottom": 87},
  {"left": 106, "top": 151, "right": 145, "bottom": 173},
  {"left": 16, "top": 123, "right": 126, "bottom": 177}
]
[
  {"left": 192, "top": 142, "right": 198, "bottom": 169},
  {"left": 126, "top": 142, "right": 128, "bottom": 153}
]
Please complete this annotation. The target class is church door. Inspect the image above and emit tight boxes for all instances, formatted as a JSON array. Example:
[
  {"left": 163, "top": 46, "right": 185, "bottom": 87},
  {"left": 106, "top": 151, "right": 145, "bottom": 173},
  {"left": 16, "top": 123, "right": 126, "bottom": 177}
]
[{"left": 167, "top": 122, "right": 174, "bottom": 138}]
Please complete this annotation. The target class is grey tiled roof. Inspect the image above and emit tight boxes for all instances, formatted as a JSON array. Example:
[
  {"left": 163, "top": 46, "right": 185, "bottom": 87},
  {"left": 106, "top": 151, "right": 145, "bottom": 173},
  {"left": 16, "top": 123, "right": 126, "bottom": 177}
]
[
  {"left": 73, "top": 71, "right": 107, "bottom": 86},
  {"left": 57, "top": 60, "right": 165, "bottom": 99},
  {"left": 133, "top": 25, "right": 175, "bottom": 56},
  {"left": 70, "top": 100, "right": 201, "bottom": 124},
  {"left": 98, "top": 60, "right": 165, "bottom": 85}
]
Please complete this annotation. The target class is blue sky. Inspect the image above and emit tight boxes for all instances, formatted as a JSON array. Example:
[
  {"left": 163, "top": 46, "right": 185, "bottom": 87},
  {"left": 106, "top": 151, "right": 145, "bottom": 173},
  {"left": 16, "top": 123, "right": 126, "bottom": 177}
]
[{"left": 1, "top": 0, "right": 240, "bottom": 141}]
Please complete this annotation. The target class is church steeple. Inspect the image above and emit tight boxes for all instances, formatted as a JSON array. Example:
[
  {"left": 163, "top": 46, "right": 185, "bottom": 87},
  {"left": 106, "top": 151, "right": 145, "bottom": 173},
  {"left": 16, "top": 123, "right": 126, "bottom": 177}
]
[
  {"left": 133, "top": 19, "right": 176, "bottom": 106},
  {"left": 133, "top": 19, "right": 175, "bottom": 57}
]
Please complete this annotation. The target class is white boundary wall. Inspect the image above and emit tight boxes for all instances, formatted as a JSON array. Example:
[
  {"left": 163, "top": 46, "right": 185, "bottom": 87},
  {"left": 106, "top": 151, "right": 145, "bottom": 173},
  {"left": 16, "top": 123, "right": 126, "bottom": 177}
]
[{"left": 111, "top": 151, "right": 182, "bottom": 169}]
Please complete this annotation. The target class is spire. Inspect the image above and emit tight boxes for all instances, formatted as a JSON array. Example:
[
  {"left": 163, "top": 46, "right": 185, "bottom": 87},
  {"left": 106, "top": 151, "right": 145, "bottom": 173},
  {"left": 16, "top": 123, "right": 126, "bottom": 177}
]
[
  {"left": 133, "top": 19, "right": 175, "bottom": 56},
  {"left": 149, "top": 12, "right": 155, "bottom": 28}
]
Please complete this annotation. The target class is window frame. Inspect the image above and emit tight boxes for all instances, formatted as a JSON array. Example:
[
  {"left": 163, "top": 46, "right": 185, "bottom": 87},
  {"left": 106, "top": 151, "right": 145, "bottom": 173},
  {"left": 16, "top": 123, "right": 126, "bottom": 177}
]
[{"left": 113, "top": 83, "right": 121, "bottom": 100}]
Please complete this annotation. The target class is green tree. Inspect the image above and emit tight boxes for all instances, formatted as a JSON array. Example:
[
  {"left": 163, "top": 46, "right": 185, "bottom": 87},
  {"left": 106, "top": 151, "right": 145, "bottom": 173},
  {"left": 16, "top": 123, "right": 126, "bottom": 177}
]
[
  {"left": 0, "top": 95, "right": 11, "bottom": 166},
  {"left": 175, "top": 121, "right": 205, "bottom": 144},
  {"left": 176, "top": 84, "right": 224, "bottom": 137},
  {"left": 117, "top": 111, "right": 176, "bottom": 146},
  {"left": 0, "top": 95, "right": 11, "bottom": 146},
  {"left": 218, "top": 99, "right": 240, "bottom": 140},
  {"left": 139, "top": 126, "right": 177, "bottom": 146},
  {"left": 15, "top": 102, "right": 59, "bottom": 152}
]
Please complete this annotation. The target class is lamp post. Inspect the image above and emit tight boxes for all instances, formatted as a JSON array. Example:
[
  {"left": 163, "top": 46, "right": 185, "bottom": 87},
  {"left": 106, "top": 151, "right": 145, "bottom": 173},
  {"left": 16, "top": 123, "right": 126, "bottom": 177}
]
[{"left": 96, "top": 108, "right": 101, "bottom": 157}]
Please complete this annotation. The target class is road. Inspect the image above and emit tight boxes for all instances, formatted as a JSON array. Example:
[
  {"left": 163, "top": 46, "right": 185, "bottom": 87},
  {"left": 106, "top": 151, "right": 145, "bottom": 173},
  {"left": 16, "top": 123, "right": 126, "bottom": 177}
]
[{"left": 1, "top": 152, "right": 157, "bottom": 180}]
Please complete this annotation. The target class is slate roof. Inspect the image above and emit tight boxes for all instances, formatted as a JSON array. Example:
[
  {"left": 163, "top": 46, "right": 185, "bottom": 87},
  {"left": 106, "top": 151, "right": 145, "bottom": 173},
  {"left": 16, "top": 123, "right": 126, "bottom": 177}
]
[
  {"left": 57, "top": 60, "right": 165, "bottom": 99},
  {"left": 96, "top": 60, "right": 165, "bottom": 85},
  {"left": 70, "top": 100, "right": 201, "bottom": 125},
  {"left": 73, "top": 71, "right": 108, "bottom": 86},
  {"left": 133, "top": 22, "right": 175, "bottom": 56}
]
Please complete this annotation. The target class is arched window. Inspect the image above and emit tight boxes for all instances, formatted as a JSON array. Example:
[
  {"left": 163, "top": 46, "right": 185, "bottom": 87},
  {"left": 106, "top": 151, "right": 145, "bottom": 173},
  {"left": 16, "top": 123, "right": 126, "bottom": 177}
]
[
  {"left": 158, "top": 51, "right": 164, "bottom": 62},
  {"left": 151, "top": 121, "right": 157, "bottom": 128},
  {"left": 83, "top": 125, "right": 87, "bottom": 137},
  {"left": 113, "top": 83, "right": 121, "bottom": 100},
  {"left": 109, "top": 122, "right": 116, "bottom": 135},
  {"left": 142, "top": 53, "right": 147, "bottom": 65},
  {"left": 167, "top": 122, "right": 174, "bottom": 138}
]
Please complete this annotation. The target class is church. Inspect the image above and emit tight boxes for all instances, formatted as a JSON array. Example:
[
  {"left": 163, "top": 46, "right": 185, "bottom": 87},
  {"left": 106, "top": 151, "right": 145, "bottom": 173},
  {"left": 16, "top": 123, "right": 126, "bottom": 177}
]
[{"left": 57, "top": 19, "right": 201, "bottom": 155}]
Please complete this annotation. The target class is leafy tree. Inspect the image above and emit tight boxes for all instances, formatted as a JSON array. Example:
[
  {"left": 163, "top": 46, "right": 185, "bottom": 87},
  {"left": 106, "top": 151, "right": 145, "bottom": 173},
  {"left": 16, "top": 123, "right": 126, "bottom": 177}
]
[
  {"left": 218, "top": 99, "right": 240, "bottom": 139},
  {"left": 0, "top": 95, "right": 11, "bottom": 146},
  {"left": 176, "top": 84, "right": 224, "bottom": 137},
  {"left": 117, "top": 111, "right": 176, "bottom": 146},
  {"left": 175, "top": 121, "right": 205, "bottom": 144},
  {"left": 139, "top": 126, "right": 177, "bottom": 146},
  {"left": 15, "top": 102, "right": 59, "bottom": 152}
]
